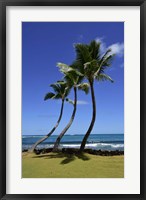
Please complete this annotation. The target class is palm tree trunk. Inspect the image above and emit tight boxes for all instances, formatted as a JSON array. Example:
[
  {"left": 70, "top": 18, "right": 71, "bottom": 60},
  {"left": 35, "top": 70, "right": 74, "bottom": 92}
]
[
  {"left": 79, "top": 81, "right": 96, "bottom": 152},
  {"left": 53, "top": 87, "right": 77, "bottom": 152},
  {"left": 28, "top": 99, "right": 64, "bottom": 153}
]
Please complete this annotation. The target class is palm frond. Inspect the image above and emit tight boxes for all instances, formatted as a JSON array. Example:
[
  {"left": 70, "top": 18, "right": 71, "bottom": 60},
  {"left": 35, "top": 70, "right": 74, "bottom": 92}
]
[
  {"left": 95, "top": 73, "right": 114, "bottom": 83},
  {"left": 77, "top": 83, "right": 90, "bottom": 94},
  {"left": 99, "top": 49, "right": 111, "bottom": 67},
  {"left": 58, "top": 62, "right": 83, "bottom": 76},
  {"left": 83, "top": 59, "right": 98, "bottom": 79},
  {"left": 71, "top": 60, "right": 85, "bottom": 75},
  {"left": 46, "top": 80, "right": 71, "bottom": 100},
  {"left": 50, "top": 83, "right": 61, "bottom": 94},
  {"left": 64, "top": 86, "right": 71, "bottom": 98},
  {"left": 56, "top": 80, "right": 66, "bottom": 85},
  {"left": 73, "top": 40, "right": 115, "bottom": 85},
  {"left": 55, "top": 80, "right": 71, "bottom": 98},
  {"left": 75, "top": 43, "right": 92, "bottom": 64},
  {"left": 57, "top": 63, "right": 73, "bottom": 74},
  {"left": 88, "top": 40, "right": 100, "bottom": 60},
  {"left": 101, "top": 54, "right": 115, "bottom": 67},
  {"left": 63, "top": 75, "right": 74, "bottom": 87},
  {"left": 54, "top": 93, "right": 63, "bottom": 99},
  {"left": 66, "top": 98, "right": 74, "bottom": 105},
  {"left": 44, "top": 92, "right": 56, "bottom": 100}
]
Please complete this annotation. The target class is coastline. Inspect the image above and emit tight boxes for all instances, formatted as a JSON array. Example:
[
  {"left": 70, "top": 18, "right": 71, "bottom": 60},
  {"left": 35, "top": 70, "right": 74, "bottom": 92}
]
[
  {"left": 22, "top": 134, "right": 124, "bottom": 153},
  {"left": 22, "top": 147, "right": 124, "bottom": 156}
]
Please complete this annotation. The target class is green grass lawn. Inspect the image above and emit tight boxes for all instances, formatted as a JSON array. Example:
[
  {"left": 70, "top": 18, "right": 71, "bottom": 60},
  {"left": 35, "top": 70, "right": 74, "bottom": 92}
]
[{"left": 22, "top": 152, "right": 124, "bottom": 178}]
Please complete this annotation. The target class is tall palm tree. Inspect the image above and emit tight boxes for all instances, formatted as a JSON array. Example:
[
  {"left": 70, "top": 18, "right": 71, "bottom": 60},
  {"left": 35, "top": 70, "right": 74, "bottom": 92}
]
[
  {"left": 53, "top": 63, "right": 89, "bottom": 152},
  {"left": 29, "top": 81, "right": 70, "bottom": 153},
  {"left": 73, "top": 40, "right": 115, "bottom": 152}
]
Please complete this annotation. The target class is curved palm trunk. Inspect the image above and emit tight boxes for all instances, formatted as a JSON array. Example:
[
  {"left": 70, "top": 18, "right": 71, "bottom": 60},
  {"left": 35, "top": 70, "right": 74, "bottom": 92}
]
[
  {"left": 28, "top": 99, "right": 64, "bottom": 153},
  {"left": 79, "top": 81, "right": 96, "bottom": 152},
  {"left": 53, "top": 87, "right": 77, "bottom": 152}
]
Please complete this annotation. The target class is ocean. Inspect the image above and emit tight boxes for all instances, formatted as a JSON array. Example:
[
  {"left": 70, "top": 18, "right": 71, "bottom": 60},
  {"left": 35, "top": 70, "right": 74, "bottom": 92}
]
[{"left": 22, "top": 134, "right": 124, "bottom": 151}]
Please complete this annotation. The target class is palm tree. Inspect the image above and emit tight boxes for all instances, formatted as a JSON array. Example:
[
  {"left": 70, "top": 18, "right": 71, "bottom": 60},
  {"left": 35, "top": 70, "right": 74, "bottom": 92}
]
[
  {"left": 29, "top": 81, "right": 70, "bottom": 153},
  {"left": 73, "top": 40, "right": 115, "bottom": 152},
  {"left": 52, "top": 63, "right": 89, "bottom": 152}
]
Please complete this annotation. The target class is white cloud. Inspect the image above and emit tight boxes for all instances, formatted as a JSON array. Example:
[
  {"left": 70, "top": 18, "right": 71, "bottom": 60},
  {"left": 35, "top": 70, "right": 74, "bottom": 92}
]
[
  {"left": 108, "top": 43, "right": 124, "bottom": 57},
  {"left": 95, "top": 37, "right": 106, "bottom": 53},
  {"left": 57, "top": 99, "right": 89, "bottom": 105},
  {"left": 77, "top": 100, "right": 89, "bottom": 105},
  {"left": 95, "top": 36, "right": 124, "bottom": 57}
]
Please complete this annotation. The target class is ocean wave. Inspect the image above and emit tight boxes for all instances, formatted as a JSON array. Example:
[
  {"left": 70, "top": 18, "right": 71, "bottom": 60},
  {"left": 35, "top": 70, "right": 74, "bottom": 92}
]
[
  {"left": 61, "top": 143, "right": 124, "bottom": 148},
  {"left": 22, "top": 142, "right": 124, "bottom": 151}
]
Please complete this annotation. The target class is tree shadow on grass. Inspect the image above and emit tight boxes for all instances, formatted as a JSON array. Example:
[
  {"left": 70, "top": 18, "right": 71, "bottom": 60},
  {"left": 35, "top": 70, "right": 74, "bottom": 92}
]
[
  {"left": 60, "top": 153, "right": 90, "bottom": 164},
  {"left": 32, "top": 152, "right": 66, "bottom": 159},
  {"left": 75, "top": 153, "right": 90, "bottom": 161},
  {"left": 32, "top": 152, "right": 90, "bottom": 165},
  {"left": 60, "top": 154, "right": 76, "bottom": 165},
  {"left": 32, "top": 153, "right": 76, "bottom": 164}
]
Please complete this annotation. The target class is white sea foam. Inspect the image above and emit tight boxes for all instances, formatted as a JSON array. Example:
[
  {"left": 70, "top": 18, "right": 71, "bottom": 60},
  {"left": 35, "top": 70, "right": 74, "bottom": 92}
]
[
  {"left": 61, "top": 143, "right": 124, "bottom": 149},
  {"left": 22, "top": 143, "right": 124, "bottom": 150}
]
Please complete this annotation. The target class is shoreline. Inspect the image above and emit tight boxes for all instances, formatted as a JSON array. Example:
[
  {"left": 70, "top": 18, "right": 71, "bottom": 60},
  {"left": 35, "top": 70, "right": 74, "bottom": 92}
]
[{"left": 22, "top": 147, "right": 124, "bottom": 156}]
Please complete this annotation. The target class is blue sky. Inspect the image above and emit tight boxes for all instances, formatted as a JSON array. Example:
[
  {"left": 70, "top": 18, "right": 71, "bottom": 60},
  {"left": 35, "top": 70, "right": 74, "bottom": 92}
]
[{"left": 22, "top": 22, "right": 124, "bottom": 135}]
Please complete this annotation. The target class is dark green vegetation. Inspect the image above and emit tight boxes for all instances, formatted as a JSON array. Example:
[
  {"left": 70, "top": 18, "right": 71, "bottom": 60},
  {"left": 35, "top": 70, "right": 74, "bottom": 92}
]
[{"left": 22, "top": 152, "right": 124, "bottom": 178}]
